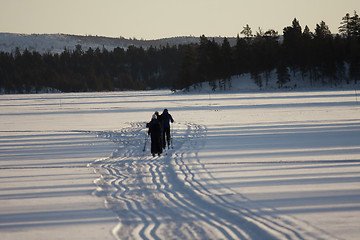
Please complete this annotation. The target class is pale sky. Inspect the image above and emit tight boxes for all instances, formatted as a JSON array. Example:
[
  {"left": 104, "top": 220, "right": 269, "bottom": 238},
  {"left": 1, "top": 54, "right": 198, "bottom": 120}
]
[{"left": 0, "top": 0, "right": 358, "bottom": 39}]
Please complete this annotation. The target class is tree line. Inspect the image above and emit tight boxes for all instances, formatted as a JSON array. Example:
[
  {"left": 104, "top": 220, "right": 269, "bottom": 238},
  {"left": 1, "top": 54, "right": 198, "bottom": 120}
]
[
  {"left": 0, "top": 44, "right": 183, "bottom": 93},
  {"left": 175, "top": 12, "right": 360, "bottom": 90},
  {"left": 0, "top": 12, "right": 359, "bottom": 93}
]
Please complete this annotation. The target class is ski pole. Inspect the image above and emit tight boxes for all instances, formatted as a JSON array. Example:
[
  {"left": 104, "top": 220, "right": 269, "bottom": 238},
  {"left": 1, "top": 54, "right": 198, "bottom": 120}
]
[
  {"left": 143, "top": 132, "right": 149, "bottom": 152},
  {"left": 170, "top": 122, "right": 174, "bottom": 149}
]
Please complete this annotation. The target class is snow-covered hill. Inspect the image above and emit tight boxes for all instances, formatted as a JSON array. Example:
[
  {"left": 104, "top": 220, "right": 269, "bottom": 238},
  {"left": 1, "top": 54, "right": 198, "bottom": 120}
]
[
  {"left": 0, "top": 33, "right": 236, "bottom": 54},
  {"left": 0, "top": 33, "right": 196, "bottom": 54},
  {"left": 187, "top": 71, "right": 360, "bottom": 93}
]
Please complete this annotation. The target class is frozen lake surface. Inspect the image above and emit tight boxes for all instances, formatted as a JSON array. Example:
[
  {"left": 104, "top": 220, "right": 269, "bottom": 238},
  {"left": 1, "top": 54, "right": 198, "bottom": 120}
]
[{"left": 1, "top": 90, "right": 360, "bottom": 239}]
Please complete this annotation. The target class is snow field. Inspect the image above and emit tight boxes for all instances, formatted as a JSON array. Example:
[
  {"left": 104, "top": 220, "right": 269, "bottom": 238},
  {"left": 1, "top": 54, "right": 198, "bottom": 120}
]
[
  {"left": 1, "top": 90, "right": 360, "bottom": 239},
  {"left": 0, "top": 131, "right": 119, "bottom": 240}
]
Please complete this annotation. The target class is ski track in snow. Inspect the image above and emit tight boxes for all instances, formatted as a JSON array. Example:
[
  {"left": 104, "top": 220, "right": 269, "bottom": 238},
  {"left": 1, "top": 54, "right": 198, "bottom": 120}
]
[{"left": 89, "top": 122, "right": 335, "bottom": 240}]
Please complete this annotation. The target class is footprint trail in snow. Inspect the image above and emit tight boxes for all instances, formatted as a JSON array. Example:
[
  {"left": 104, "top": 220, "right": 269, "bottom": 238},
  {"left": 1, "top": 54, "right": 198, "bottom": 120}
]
[{"left": 90, "top": 122, "right": 332, "bottom": 240}]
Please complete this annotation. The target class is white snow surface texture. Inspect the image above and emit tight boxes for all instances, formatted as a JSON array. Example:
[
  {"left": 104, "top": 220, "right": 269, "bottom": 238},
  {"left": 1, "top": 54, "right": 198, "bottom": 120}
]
[{"left": 1, "top": 90, "right": 360, "bottom": 240}]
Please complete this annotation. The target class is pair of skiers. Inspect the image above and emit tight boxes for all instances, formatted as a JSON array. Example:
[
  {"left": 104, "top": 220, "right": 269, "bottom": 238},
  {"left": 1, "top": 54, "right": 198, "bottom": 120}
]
[{"left": 147, "top": 109, "right": 174, "bottom": 157}]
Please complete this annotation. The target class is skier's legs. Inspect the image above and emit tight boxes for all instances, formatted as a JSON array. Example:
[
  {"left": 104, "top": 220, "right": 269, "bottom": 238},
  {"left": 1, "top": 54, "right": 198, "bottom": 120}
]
[
  {"left": 151, "top": 134, "right": 162, "bottom": 156},
  {"left": 161, "top": 129, "right": 166, "bottom": 149},
  {"left": 164, "top": 127, "right": 171, "bottom": 148},
  {"left": 157, "top": 135, "right": 162, "bottom": 154},
  {"left": 151, "top": 137, "right": 155, "bottom": 155}
]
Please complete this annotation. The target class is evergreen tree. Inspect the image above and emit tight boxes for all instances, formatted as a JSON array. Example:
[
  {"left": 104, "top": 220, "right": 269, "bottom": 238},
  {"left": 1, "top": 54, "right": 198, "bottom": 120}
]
[
  {"left": 175, "top": 45, "right": 198, "bottom": 91},
  {"left": 339, "top": 13, "right": 352, "bottom": 36},
  {"left": 303, "top": 25, "right": 313, "bottom": 40},
  {"left": 283, "top": 18, "right": 303, "bottom": 72},
  {"left": 241, "top": 24, "right": 253, "bottom": 38},
  {"left": 276, "top": 65, "right": 290, "bottom": 88},
  {"left": 314, "top": 21, "right": 332, "bottom": 40},
  {"left": 339, "top": 11, "right": 360, "bottom": 36},
  {"left": 234, "top": 35, "right": 248, "bottom": 74},
  {"left": 349, "top": 11, "right": 360, "bottom": 36},
  {"left": 220, "top": 37, "right": 233, "bottom": 89},
  {"left": 283, "top": 18, "right": 302, "bottom": 48}
]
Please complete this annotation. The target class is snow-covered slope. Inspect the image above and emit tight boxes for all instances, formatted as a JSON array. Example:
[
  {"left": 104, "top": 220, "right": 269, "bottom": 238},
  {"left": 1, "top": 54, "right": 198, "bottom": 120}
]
[
  {"left": 187, "top": 71, "right": 360, "bottom": 93},
  {"left": 0, "top": 33, "right": 235, "bottom": 54},
  {"left": 0, "top": 33, "right": 197, "bottom": 54}
]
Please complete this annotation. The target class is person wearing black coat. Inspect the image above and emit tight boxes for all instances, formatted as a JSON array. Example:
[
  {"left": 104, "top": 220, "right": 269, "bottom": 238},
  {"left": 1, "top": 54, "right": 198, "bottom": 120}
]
[
  {"left": 161, "top": 109, "right": 174, "bottom": 149},
  {"left": 147, "top": 114, "right": 162, "bottom": 157}
]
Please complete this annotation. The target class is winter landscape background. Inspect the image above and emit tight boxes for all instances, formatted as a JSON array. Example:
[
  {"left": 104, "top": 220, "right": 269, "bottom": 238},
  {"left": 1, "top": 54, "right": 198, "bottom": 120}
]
[
  {"left": 1, "top": 11, "right": 360, "bottom": 239},
  {"left": 1, "top": 14, "right": 360, "bottom": 94},
  {"left": 1, "top": 90, "right": 360, "bottom": 239}
]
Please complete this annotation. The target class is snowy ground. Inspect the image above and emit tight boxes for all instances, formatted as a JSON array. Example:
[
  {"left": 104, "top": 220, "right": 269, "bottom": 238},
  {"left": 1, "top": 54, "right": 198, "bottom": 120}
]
[{"left": 1, "top": 90, "right": 360, "bottom": 239}]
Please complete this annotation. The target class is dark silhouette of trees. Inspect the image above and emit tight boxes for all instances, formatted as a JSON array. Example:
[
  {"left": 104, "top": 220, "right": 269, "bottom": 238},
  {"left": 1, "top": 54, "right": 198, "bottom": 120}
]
[
  {"left": 339, "top": 11, "right": 360, "bottom": 37},
  {"left": 1, "top": 11, "right": 360, "bottom": 93},
  {"left": 0, "top": 44, "right": 183, "bottom": 93},
  {"left": 241, "top": 24, "right": 253, "bottom": 38}
]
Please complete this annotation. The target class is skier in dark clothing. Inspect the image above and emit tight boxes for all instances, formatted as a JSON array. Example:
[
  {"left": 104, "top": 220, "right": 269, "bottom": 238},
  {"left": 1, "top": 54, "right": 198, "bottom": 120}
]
[
  {"left": 161, "top": 109, "right": 174, "bottom": 149},
  {"left": 147, "top": 113, "right": 162, "bottom": 157},
  {"left": 155, "top": 111, "right": 164, "bottom": 147}
]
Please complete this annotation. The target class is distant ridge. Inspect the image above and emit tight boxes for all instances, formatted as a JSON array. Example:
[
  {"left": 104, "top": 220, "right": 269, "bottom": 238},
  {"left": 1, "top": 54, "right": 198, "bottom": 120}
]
[{"left": 0, "top": 33, "right": 237, "bottom": 54}]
